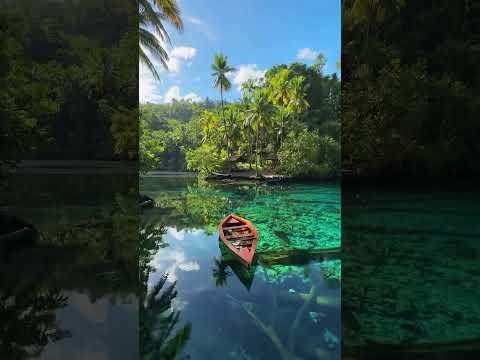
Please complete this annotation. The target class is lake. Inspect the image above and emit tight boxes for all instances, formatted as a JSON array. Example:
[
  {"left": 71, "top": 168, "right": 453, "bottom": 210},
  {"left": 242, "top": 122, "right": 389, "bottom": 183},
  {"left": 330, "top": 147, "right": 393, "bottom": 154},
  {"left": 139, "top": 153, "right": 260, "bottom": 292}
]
[
  {"left": 140, "top": 175, "right": 341, "bottom": 360},
  {"left": 342, "top": 183, "right": 480, "bottom": 359},
  {"left": 1, "top": 173, "right": 139, "bottom": 359},
  {"left": 3, "top": 173, "right": 478, "bottom": 358}
]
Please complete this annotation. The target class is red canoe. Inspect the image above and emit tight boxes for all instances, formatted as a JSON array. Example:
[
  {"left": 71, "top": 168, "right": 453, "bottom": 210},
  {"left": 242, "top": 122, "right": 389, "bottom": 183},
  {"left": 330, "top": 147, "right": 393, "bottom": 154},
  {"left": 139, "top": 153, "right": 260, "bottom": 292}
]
[{"left": 218, "top": 214, "right": 258, "bottom": 265}]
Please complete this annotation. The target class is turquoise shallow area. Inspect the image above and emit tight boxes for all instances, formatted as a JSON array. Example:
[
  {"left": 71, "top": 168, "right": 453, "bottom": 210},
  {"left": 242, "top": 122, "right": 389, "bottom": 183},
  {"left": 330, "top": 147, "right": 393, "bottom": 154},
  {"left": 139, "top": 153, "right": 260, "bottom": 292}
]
[
  {"left": 142, "top": 176, "right": 341, "bottom": 253},
  {"left": 342, "top": 186, "right": 480, "bottom": 350},
  {"left": 141, "top": 176, "right": 341, "bottom": 360}
]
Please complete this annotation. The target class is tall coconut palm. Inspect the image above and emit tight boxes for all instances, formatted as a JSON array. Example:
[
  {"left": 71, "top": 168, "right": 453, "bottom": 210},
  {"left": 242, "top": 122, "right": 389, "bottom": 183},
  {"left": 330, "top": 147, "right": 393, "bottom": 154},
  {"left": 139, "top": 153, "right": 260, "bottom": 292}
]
[
  {"left": 211, "top": 53, "right": 235, "bottom": 155},
  {"left": 247, "top": 90, "right": 273, "bottom": 176},
  {"left": 273, "top": 106, "right": 291, "bottom": 153},
  {"left": 286, "top": 76, "right": 309, "bottom": 121},
  {"left": 241, "top": 79, "right": 256, "bottom": 101},
  {"left": 139, "top": 0, "right": 183, "bottom": 80}
]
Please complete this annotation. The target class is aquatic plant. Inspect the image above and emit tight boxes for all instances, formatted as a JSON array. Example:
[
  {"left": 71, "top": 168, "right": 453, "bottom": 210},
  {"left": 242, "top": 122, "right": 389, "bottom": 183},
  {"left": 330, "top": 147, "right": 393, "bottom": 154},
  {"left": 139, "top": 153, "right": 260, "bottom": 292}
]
[{"left": 288, "top": 285, "right": 316, "bottom": 352}]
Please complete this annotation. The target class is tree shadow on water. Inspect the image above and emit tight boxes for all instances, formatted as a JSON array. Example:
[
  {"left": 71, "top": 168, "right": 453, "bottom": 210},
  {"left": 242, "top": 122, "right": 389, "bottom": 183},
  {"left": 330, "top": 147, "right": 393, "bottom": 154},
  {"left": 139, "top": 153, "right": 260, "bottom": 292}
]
[
  {"left": 0, "top": 282, "right": 71, "bottom": 359},
  {"left": 140, "top": 273, "right": 191, "bottom": 360}
]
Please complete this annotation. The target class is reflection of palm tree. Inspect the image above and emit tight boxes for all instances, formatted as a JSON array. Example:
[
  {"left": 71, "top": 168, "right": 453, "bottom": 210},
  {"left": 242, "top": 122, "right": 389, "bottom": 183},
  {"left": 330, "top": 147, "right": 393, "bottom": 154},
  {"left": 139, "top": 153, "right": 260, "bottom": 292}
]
[
  {"left": 139, "top": 0, "right": 183, "bottom": 80},
  {"left": 139, "top": 216, "right": 167, "bottom": 296},
  {"left": 0, "top": 288, "right": 70, "bottom": 359},
  {"left": 140, "top": 273, "right": 191, "bottom": 360},
  {"left": 212, "top": 257, "right": 231, "bottom": 287}
]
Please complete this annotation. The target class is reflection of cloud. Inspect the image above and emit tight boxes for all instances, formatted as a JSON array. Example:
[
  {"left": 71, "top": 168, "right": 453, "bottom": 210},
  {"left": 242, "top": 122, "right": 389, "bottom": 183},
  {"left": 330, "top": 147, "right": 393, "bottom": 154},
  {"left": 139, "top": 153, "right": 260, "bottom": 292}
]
[
  {"left": 178, "top": 261, "right": 200, "bottom": 271},
  {"left": 172, "top": 298, "right": 189, "bottom": 312},
  {"left": 69, "top": 292, "right": 107, "bottom": 324},
  {"left": 150, "top": 247, "right": 200, "bottom": 284},
  {"left": 169, "top": 227, "right": 185, "bottom": 240}
]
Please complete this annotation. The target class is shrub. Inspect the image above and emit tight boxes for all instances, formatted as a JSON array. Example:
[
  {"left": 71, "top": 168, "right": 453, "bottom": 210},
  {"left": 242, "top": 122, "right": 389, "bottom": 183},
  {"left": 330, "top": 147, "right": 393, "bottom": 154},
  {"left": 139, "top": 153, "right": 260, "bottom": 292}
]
[{"left": 185, "top": 144, "right": 227, "bottom": 177}]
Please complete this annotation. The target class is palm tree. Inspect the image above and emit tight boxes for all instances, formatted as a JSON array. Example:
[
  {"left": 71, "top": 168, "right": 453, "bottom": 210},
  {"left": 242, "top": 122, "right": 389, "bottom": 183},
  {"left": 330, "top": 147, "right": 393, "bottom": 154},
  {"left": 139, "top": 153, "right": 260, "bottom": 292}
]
[
  {"left": 139, "top": 0, "right": 184, "bottom": 80},
  {"left": 273, "top": 106, "right": 291, "bottom": 153},
  {"left": 241, "top": 79, "right": 256, "bottom": 101},
  {"left": 211, "top": 53, "right": 235, "bottom": 155},
  {"left": 247, "top": 90, "right": 273, "bottom": 176},
  {"left": 312, "top": 53, "right": 327, "bottom": 74},
  {"left": 286, "top": 76, "right": 309, "bottom": 121}
]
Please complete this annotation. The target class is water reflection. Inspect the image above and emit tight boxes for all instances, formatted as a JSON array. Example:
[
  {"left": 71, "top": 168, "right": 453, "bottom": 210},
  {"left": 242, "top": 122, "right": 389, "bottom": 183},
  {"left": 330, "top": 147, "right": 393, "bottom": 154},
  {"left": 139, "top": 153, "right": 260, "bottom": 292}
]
[
  {"left": 142, "top": 176, "right": 341, "bottom": 360},
  {"left": 1, "top": 174, "right": 139, "bottom": 359},
  {"left": 0, "top": 281, "right": 70, "bottom": 358},
  {"left": 212, "top": 257, "right": 232, "bottom": 288},
  {"left": 140, "top": 273, "right": 191, "bottom": 360}
]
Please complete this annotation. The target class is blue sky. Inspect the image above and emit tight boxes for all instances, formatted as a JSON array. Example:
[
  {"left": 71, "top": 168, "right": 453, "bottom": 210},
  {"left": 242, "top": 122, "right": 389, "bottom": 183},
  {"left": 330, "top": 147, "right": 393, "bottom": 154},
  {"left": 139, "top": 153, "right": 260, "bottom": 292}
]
[{"left": 140, "top": 0, "right": 340, "bottom": 104}]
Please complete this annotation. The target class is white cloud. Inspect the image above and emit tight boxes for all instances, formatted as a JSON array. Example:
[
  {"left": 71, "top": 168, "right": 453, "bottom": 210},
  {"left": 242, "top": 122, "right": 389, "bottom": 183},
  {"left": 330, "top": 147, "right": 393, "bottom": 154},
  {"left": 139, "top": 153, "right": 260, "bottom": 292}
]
[
  {"left": 230, "top": 64, "right": 266, "bottom": 91},
  {"left": 185, "top": 16, "right": 203, "bottom": 25},
  {"left": 139, "top": 43, "right": 197, "bottom": 103},
  {"left": 171, "top": 46, "right": 197, "bottom": 59},
  {"left": 139, "top": 58, "right": 163, "bottom": 103},
  {"left": 164, "top": 86, "right": 181, "bottom": 103},
  {"left": 167, "top": 46, "right": 197, "bottom": 73},
  {"left": 297, "top": 47, "right": 319, "bottom": 61},
  {"left": 183, "top": 92, "right": 202, "bottom": 102},
  {"left": 185, "top": 16, "right": 217, "bottom": 41},
  {"left": 164, "top": 86, "right": 202, "bottom": 103}
]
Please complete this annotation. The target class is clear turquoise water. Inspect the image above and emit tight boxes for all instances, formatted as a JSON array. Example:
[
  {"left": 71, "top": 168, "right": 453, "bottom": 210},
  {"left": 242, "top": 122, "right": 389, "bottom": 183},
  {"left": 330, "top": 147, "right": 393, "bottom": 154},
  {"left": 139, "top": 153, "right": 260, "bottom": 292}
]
[{"left": 141, "top": 176, "right": 341, "bottom": 360}]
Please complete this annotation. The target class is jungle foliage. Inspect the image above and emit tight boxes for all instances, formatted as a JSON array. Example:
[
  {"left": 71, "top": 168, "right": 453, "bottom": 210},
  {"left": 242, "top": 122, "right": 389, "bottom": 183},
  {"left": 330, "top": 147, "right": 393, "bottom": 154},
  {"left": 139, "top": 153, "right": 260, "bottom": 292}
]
[
  {"left": 342, "top": 0, "right": 480, "bottom": 178},
  {"left": 0, "top": 0, "right": 138, "bottom": 161},
  {"left": 140, "top": 60, "right": 340, "bottom": 178}
]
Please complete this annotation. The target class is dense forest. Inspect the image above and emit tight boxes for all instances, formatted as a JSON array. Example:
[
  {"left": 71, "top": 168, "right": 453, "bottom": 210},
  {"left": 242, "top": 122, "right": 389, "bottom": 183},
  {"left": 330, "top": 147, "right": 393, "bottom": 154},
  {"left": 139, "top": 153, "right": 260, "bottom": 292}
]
[
  {"left": 140, "top": 58, "right": 340, "bottom": 178},
  {"left": 0, "top": 0, "right": 138, "bottom": 161},
  {"left": 342, "top": 0, "right": 480, "bottom": 178}
]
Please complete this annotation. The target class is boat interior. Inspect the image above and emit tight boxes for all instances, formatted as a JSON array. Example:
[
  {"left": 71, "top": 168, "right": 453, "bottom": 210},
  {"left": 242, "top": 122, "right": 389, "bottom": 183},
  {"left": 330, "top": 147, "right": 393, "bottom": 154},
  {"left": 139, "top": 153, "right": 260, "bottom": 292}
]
[{"left": 223, "top": 216, "right": 255, "bottom": 249}]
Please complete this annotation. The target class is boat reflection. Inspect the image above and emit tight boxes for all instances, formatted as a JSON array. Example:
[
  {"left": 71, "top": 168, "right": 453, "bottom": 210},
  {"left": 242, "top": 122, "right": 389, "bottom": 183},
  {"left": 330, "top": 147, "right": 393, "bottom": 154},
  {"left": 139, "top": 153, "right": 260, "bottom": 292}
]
[{"left": 213, "top": 241, "right": 258, "bottom": 291}]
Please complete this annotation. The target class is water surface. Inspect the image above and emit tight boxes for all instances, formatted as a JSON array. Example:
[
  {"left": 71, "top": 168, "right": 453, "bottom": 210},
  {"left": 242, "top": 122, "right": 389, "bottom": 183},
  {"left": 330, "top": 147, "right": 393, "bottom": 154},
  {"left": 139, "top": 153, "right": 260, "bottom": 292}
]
[
  {"left": 141, "top": 176, "right": 341, "bottom": 360},
  {"left": 1, "top": 174, "right": 138, "bottom": 359}
]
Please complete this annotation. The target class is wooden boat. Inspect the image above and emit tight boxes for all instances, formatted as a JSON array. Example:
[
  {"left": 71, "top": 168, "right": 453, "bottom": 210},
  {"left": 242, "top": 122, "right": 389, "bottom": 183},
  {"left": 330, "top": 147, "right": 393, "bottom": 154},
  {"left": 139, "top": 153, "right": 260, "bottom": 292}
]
[{"left": 218, "top": 214, "right": 258, "bottom": 265}]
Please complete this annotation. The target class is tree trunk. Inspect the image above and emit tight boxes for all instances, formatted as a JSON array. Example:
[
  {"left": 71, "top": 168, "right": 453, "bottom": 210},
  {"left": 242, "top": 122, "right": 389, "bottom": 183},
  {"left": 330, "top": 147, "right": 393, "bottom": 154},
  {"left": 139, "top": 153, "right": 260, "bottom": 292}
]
[
  {"left": 220, "top": 88, "right": 228, "bottom": 155},
  {"left": 255, "top": 123, "right": 259, "bottom": 176}
]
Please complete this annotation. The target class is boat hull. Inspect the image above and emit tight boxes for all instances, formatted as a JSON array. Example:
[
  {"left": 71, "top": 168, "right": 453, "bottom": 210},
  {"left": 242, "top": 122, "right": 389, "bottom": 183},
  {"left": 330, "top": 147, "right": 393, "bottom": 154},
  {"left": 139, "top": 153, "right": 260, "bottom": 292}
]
[{"left": 218, "top": 214, "right": 258, "bottom": 265}]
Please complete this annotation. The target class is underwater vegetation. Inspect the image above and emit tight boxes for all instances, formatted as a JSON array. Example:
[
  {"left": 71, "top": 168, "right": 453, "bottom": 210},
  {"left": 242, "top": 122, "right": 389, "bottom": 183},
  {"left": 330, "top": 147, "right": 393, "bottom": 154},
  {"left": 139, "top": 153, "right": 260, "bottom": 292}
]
[
  {"left": 142, "top": 176, "right": 341, "bottom": 253},
  {"left": 342, "top": 188, "right": 480, "bottom": 355},
  {"left": 142, "top": 176, "right": 341, "bottom": 359}
]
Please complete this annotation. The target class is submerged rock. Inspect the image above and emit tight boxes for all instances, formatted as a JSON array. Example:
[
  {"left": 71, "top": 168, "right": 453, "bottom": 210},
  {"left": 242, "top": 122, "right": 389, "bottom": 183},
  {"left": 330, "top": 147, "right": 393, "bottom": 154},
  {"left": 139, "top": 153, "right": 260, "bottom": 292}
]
[
  {"left": 323, "top": 328, "right": 339, "bottom": 348},
  {"left": 0, "top": 214, "right": 38, "bottom": 255}
]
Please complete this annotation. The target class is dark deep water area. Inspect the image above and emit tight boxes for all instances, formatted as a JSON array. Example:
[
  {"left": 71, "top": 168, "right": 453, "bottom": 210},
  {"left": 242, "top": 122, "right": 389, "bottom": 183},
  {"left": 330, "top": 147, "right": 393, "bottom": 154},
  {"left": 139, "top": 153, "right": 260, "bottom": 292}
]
[
  {"left": 1, "top": 173, "right": 138, "bottom": 359},
  {"left": 342, "top": 182, "right": 480, "bottom": 359}
]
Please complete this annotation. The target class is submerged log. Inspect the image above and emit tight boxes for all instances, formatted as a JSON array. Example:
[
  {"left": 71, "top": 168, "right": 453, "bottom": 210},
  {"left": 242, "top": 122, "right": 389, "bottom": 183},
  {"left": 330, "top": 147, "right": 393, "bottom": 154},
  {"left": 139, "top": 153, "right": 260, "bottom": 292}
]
[
  {"left": 0, "top": 214, "right": 38, "bottom": 255},
  {"left": 139, "top": 194, "right": 155, "bottom": 209},
  {"left": 221, "top": 247, "right": 341, "bottom": 266}
]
